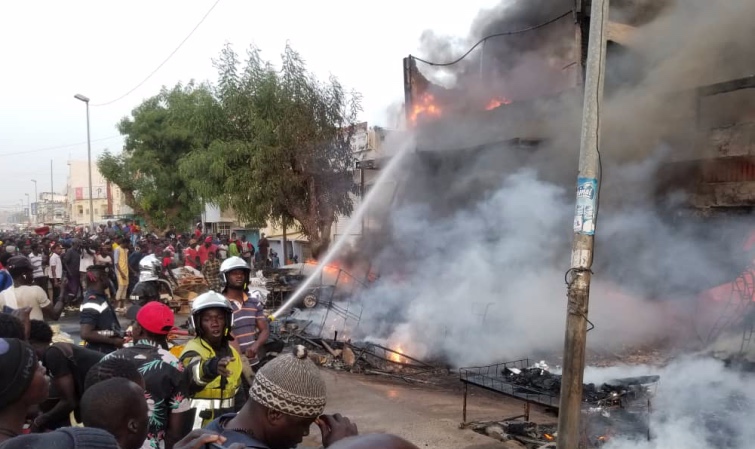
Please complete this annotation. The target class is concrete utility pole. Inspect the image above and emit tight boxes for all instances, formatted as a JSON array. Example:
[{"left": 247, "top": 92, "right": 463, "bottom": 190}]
[
  {"left": 31, "top": 179, "right": 37, "bottom": 223},
  {"left": 557, "top": 0, "right": 609, "bottom": 448},
  {"left": 50, "top": 159, "right": 54, "bottom": 222}
]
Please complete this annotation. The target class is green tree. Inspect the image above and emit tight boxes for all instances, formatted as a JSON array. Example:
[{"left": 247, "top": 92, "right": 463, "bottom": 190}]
[
  {"left": 98, "top": 82, "right": 216, "bottom": 230},
  {"left": 179, "top": 44, "right": 362, "bottom": 256}
]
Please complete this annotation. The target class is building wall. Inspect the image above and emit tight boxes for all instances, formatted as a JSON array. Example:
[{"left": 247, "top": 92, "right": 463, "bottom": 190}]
[
  {"left": 66, "top": 160, "right": 128, "bottom": 225},
  {"left": 332, "top": 124, "right": 395, "bottom": 244}
]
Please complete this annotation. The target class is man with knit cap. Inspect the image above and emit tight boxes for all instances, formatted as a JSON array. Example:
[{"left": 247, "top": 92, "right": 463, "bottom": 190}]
[
  {"left": 0, "top": 338, "right": 50, "bottom": 444},
  {"left": 205, "top": 345, "right": 358, "bottom": 449}
]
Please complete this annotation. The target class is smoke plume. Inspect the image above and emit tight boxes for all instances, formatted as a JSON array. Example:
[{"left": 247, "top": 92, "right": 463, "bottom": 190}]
[
  {"left": 593, "top": 358, "right": 755, "bottom": 449},
  {"left": 342, "top": 0, "right": 755, "bottom": 368}
]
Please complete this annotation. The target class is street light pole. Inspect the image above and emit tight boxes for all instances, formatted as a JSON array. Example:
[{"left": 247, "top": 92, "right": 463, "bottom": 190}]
[
  {"left": 50, "top": 159, "right": 54, "bottom": 223},
  {"left": 31, "top": 179, "right": 37, "bottom": 223},
  {"left": 24, "top": 193, "right": 30, "bottom": 225},
  {"left": 74, "top": 94, "right": 95, "bottom": 232}
]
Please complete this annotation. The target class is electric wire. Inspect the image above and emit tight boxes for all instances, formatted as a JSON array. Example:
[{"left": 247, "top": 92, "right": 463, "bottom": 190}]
[
  {"left": 91, "top": 0, "right": 222, "bottom": 107},
  {"left": 411, "top": 10, "right": 573, "bottom": 67},
  {"left": 0, "top": 135, "right": 122, "bottom": 157}
]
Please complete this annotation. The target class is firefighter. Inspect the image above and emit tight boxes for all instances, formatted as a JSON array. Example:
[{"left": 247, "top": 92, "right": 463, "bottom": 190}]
[{"left": 179, "top": 291, "right": 242, "bottom": 429}]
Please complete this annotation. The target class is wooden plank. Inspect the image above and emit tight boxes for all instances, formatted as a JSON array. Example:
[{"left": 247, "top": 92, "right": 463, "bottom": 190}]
[{"left": 606, "top": 21, "right": 637, "bottom": 46}]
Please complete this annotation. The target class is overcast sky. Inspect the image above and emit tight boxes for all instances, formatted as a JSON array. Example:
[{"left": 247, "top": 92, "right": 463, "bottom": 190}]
[{"left": 0, "top": 0, "right": 500, "bottom": 212}]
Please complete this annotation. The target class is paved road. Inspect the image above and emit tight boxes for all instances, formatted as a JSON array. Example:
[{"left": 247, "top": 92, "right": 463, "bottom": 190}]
[{"left": 301, "top": 370, "right": 555, "bottom": 449}]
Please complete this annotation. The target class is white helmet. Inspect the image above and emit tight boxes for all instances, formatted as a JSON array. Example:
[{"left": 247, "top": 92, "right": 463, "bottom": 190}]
[
  {"left": 190, "top": 290, "right": 234, "bottom": 338},
  {"left": 138, "top": 254, "right": 161, "bottom": 282},
  {"left": 219, "top": 256, "right": 250, "bottom": 288}
]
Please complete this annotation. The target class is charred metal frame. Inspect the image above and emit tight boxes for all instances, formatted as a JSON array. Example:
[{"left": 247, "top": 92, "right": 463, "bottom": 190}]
[
  {"left": 459, "top": 359, "right": 659, "bottom": 437},
  {"left": 460, "top": 359, "right": 556, "bottom": 425}
]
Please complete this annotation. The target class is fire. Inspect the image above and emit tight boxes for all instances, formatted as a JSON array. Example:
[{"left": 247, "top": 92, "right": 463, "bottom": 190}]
[
  {"left": 304, "top": 259, "right": 351, "bottom": 282},
  {"left": 543, "top": 434, "right": 555, "bottom": 441},
  {"left": 485, "top": 97, "right": 512, "bottom": 110},
  {"left": 410, "top": 93, "right": 442, "bottom": 125},
  {"left": 389, "top": 345, "right": 405, "bottom": 363}
]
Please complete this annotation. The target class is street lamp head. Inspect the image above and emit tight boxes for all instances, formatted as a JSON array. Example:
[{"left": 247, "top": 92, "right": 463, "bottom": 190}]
[
  {"left": 74, "top": 94, "right": 90, "bottom": 102},
  {"left": 31, "top": 179, "right": 36, "bottom": 183}
]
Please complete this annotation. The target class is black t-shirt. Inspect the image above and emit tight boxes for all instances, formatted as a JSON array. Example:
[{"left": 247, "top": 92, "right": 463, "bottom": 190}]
[
  {"left": 43, "top": 343, "right": 104, "bottom": 396},
  {"left": 79, "top": 291, "right": 122, "bottom": 354}
]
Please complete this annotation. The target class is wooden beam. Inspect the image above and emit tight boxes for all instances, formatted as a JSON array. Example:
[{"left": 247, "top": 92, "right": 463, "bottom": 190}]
[{"left": 606, "top": 21, "right": 637, "bottom": 45}]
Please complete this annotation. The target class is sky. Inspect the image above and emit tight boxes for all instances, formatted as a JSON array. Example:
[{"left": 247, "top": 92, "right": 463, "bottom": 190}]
[{"left": 0, "top": 0, "right": 501, "bottom": 214}]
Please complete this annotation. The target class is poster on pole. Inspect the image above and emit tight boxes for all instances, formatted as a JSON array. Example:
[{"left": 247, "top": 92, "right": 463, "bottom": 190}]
[{"left": 573, "top": 177, "right": 598, "bottom": 235}]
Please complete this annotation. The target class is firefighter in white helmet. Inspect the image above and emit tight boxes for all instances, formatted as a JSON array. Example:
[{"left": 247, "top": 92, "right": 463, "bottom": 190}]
[
  {"left": 179, "top": 290, "right": 242, "bottom": 428},
  {"left": 219, "top": 257, "right": 269, "bottom": 382}
]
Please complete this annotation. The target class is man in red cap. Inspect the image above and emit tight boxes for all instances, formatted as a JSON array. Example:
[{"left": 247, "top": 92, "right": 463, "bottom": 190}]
[
  {"left": 197, "top": 237, "right": 217, "bottom": 267},
  {"left": 104, "top": 302, "right": 191, "bottom": 449}
]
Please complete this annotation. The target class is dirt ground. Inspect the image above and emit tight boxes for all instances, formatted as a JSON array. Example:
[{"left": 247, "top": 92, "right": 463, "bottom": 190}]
[{"left": 302, "top": 369, "right": 557, "bottom": 449}]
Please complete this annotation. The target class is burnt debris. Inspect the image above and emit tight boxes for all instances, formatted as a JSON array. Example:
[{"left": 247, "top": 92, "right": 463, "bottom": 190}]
[{"left": 503, "top": 367, "right": 659, "bottom": 405}]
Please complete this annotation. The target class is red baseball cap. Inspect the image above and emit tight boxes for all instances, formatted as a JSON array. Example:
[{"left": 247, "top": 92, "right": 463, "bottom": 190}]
[{"left": 136, "top": 302, "right": 175, "bottom": 335}]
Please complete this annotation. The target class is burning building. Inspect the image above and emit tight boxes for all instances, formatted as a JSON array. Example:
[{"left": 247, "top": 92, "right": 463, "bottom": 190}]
[
  {"left": 343, "top": 0, "right": 755, "bottom": 363},
  {"left": 284, "top": 2, "right": 755, "bottom": 447}
]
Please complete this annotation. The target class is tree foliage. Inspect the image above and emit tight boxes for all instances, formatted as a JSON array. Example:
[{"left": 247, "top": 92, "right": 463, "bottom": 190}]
[
  {"left": 179, "top": 44, "right": 362, "bottom": 256},
  {"left": 98, "top": 83, "right": 213, "bottom": 230}
]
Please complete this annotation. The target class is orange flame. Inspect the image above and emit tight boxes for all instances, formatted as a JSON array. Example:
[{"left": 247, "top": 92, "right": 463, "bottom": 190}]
[
  {"left": 543, "top": 434, "right": 555, "bottom": 441},
  {"left": 303, "top": 259, "right": 352, "bottom": 283},
  {"left": 486, "top": 97, "right": 512, "bottom": 110},
  {"left": 389, "top": 345, "right": 405, "bottom": 363},
  {"left": 410, "top": 93, "right": 442, "bottom": 125}
]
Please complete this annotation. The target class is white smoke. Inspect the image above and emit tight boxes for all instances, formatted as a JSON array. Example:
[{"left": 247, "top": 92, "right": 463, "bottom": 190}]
[
  {"left": 599, "top": 357, "right": 755, "bottom": 449},
  {"left": 356, "top": 168, "right": 673, "bottom": 366}
]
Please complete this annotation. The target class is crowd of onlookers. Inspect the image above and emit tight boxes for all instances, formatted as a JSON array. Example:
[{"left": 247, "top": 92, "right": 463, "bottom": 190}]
[
  {"left": 0, "top": 221, "right": 284, "bottom": 311},
  {"left": 0, "top": 222, "right": 418, "bottom": 449}
]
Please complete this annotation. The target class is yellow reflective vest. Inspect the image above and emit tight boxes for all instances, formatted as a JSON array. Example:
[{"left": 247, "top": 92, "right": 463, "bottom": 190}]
[{"left": 180, "top": 338, "right": 242, "bottom": 428}]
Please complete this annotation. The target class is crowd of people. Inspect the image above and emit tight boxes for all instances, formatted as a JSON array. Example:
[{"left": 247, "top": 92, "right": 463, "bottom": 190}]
[
  {"left": 0, "top": 221, "right": 282, "bottom": 312},
  {"left": 0, "top": 221, "right": 419, "bottom": 449}
]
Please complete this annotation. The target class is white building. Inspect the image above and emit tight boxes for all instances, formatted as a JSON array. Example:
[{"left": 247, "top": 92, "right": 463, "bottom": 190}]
[
  {"left": 66, "top": 160, "right": 131, "bottom": 226},
  {"left": 37, "top": 192, "right": 68, "bottom": 223}
]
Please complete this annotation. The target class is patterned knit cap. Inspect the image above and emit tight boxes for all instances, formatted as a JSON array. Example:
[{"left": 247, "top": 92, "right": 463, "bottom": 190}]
[{"left": 250, "top": 345, "right": 326, "bottom": 418}]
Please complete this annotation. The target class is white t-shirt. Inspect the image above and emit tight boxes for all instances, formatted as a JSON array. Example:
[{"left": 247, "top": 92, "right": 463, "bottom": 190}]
[
  {"left": 96, "top": 254, "right": 112, "bottom": 266},
  {"left": 0, "top": 285, "right": 51, "bottom": 321},
  {"left": 49, "top": 253, "right": 63, "bottom": 279},
  {"left": 80, "top": 252, "right": 95, "bottom": 273}
]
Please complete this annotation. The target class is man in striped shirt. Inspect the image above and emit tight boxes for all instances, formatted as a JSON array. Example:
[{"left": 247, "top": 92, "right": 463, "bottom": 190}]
[{"left": 220, "top": 257, "right": 268, "bottom": 360}]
